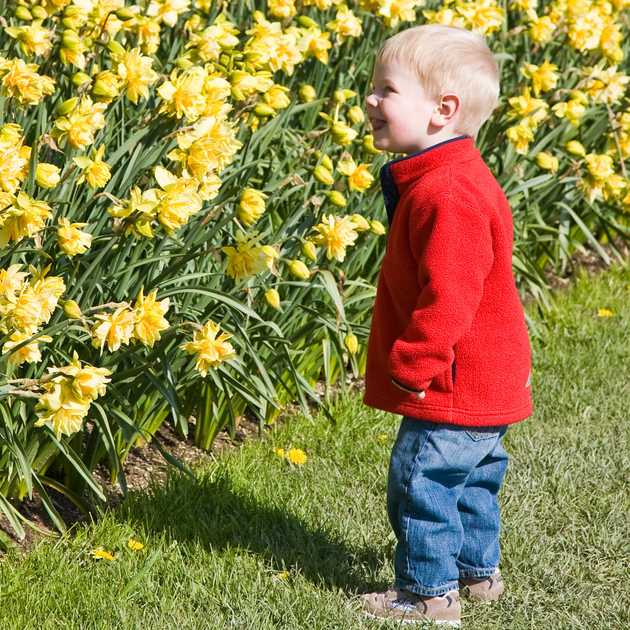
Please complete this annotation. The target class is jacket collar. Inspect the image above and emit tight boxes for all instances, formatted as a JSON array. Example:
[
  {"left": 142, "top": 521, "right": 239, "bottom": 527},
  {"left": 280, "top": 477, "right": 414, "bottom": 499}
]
[{"left": 379, "top": 134, "right": 478, "bottom": 226}]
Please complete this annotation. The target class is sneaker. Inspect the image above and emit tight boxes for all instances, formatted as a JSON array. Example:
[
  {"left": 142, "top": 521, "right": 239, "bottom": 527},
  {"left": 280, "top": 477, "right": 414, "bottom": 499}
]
[
  {"left": 359, "top": 587, "right": 461, "bottom": 626},
  {"left": 459, "top": 569, "right": 504, "bottom": 603}
]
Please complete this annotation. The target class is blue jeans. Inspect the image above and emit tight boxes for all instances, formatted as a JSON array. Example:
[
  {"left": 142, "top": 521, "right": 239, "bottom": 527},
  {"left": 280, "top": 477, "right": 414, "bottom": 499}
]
[{"left": 386, "top": 416, "right": 509, "bottom": 597}]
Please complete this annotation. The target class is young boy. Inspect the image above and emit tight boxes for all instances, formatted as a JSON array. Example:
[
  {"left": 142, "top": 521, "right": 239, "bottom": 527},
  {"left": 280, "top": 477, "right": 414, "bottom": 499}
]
[{"left": 360, "top": 24, "right": 534, "bottom": 626}]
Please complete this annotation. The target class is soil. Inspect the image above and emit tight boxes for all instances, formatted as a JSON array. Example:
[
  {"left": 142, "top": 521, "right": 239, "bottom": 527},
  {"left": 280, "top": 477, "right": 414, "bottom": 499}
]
[{"left": 0, "top": 236, "right": 627, "bottom": 559}]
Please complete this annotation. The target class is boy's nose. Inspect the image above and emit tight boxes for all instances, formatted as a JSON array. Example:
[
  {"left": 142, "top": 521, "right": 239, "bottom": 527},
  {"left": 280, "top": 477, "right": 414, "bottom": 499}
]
[{"left": 366, "top": 93, "right": 378, "bottom": 107}]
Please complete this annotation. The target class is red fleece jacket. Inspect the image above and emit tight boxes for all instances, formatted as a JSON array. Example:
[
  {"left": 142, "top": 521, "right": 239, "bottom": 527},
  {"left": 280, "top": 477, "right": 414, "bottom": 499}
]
[{"left": 362, "top": 135, "right": 534, "bottom": 426}]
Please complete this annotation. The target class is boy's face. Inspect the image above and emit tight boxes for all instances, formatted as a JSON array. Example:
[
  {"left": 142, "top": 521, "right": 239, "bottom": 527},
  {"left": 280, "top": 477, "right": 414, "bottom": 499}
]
[{"left": 365, "top": 59, "right": 458, "bottom": 154}]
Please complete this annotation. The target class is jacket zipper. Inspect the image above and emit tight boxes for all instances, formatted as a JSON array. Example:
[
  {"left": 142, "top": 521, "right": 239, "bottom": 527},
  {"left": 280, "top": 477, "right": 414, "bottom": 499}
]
[{"left": 451, "top": 360, "right": 456, "bottom": 386}]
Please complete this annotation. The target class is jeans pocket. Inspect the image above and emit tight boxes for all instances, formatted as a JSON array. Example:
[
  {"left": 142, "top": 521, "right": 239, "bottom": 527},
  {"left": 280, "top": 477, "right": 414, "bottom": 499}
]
[{"left": 465, "top": 429, "right": 501, "bottom": 441}]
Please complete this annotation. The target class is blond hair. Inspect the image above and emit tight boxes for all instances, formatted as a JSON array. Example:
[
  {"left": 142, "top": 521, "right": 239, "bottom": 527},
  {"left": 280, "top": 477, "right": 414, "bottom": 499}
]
[{"left": 374, "top": 24, "right": 500, "bottom": 141}]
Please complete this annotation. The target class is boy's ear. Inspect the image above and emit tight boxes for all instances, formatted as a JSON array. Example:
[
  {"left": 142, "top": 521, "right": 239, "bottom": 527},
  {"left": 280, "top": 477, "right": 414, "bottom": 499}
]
[{"left": 434, "top": 93, "right": 460, "bottom": 125}]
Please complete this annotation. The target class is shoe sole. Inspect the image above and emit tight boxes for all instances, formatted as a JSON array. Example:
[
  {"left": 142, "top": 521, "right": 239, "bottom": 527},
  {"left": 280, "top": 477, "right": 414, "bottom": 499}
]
[{"left": 363, "top": 610, "right": 461, "bottom": 627}]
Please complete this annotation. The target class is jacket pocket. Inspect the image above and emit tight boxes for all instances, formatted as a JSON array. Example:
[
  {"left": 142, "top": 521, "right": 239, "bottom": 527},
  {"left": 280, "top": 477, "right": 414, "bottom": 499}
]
[{"left": 431, "top": 362, "right": 454, "bottom": 394}]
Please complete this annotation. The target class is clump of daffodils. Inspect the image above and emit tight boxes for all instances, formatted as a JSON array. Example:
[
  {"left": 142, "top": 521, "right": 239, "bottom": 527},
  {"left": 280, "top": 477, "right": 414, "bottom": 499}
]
[
  {"left": 0, "top": 192, "right": 51, "bottom": 247},
  {"left": 0, "top": 265, "right": 65, "bottom": 367},
  {"left": 34, "top": 352, "right": 112, "bottom": 438},
  {"left": 90, "top": 289, "right": 170, "bottom": 352},
  {"left": 0, "top": 123, "right": 31, "bottom": 194},
  {"left": 108, "top": 167, "right": 203, "bottom": 237}
]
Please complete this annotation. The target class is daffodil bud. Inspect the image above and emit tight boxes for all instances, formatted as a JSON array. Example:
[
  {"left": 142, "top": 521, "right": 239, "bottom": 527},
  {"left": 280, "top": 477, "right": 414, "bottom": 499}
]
[
  {"left": 331, "top": 121, "right": 358, "bottom": 146},
  {"left": 313, "top": 164, "right": 334, "bottom": 186},
  {"left": 55, "top": 97, "right": 78, "bottom": 116},
  {"left": 535, "top": 151, "right": 559, "bottom": 172},
  {"left": 333, "top": 89, "right": 346, "bottom": 104},
  {"left": 62, "top": 5, "right": 85, "bottom": 29},
  {"left": 287, "top": 259, "right": 311, "bottom": 280},
  {"left": 318, "top": 153, "right": 333, "bottom": 171},
  {"left": 62, "top": 29, "right": 82, "bottom": 51},
  {"left": 326, "top": 190, "right": 347, "bottom": 207},
  {"left": 344, "top": 332, "right": 359, "bottom": 355},
  {"left": 31, "top": 5, "right": 47, "bottom": 19},
  {"left": 115, "top": 7, "right": 137, "bottom": 19},
  {"left": 370, "top": 219, "right": 386, "bottom": 235},
  {"left": 568, "top": 89, "right": 589, "bottom": 105},
  {"left": 92, "top": 70, "right": 120, "bottom": 99},
  {"left": 565, "top": 140, "right": 586, "bottom": 157},
  {"left": 185, "top": 14, "right": 203, "bottom": 32},
  {"left": 350, "top": 213, "right": 370, "bottom": 231},
  {"left": 72, "top": 71, "right": 91, "bottom": 87},
  {"left": 298, "top": 84, "right": 316, "bottom": 103},
  {"left": 362, "top": 134, "right": 381, "bottom": 154},
  {"left": 333, "top": 88, "right": 356, "bottom": 104},
  {"left": 297, "top": 16, "right": 318, "bottom": 28},
  {"left": 347, "top": 106, "right": 365, "bottom": 125},
  {"left": 14, "top": 6, "right": 33, "bottom": 20},
  {"left": 63, "top": 300, "right": 83, "bottom": 319},
  {"left": 302, "top": 240, "right": 318, "bottom": 261},
  {"left": 264, "top": 288, "right": 281, "bottom": 310},
  {"left": 107, "top": 40, "right": 126, "bottom": 58},
  {"left": 175, "top": 56, "right": 194, "bottom": 70},
  {"left": 254, "top": 103, "right": 275, "bottom": 117}
]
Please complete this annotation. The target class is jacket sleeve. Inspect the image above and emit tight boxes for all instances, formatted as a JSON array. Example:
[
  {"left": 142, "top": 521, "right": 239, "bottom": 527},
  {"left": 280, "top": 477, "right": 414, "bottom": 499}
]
[{"left": 387, "top": 192, "right": 494, "bottom": 392}]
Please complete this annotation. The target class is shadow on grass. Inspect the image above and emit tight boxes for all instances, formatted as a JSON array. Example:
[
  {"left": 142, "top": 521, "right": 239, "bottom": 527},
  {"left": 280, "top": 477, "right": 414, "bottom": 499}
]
[{"left": 116, "top": 467, "right": 388, "bottom": 593}]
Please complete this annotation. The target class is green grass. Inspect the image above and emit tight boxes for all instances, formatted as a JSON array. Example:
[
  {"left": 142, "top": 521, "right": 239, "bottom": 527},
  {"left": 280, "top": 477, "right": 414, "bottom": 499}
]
[{"left": 1, "top": 262, "right": 629, "bottom": 629}]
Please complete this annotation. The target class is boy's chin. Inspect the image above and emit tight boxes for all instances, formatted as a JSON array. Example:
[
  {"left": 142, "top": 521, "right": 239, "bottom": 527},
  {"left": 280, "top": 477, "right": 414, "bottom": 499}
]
[{"left": 373, "top": 135, "right": 397, "bottom": 152}]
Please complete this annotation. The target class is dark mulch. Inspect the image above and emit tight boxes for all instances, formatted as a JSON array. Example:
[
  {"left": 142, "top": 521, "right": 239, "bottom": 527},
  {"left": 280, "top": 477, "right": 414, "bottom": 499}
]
[{"left": 0, "top": 236, "right": 627, "bottom": 557}]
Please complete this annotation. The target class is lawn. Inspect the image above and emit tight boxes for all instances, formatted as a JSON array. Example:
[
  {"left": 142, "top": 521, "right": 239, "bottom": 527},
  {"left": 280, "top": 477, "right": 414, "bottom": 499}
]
[{"left": 0, "top": 262, "right": 628, "bottom": 629}]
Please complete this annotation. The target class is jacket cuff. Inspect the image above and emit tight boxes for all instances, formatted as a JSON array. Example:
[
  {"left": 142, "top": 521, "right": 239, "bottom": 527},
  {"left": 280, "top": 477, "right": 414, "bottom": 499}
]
[{"left": 390, "top": 375, "right": 431, "bottom": 394}]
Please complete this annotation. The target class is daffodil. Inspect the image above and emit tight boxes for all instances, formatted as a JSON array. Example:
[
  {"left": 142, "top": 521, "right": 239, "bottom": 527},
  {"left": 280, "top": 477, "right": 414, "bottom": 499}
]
[
  {"left": 91, "top": 547, "right": 115, "bottom": 560},
  {"left": 53, "top": 96, "right": 107, "bottom": 150},
  {"left": 34, "top": 380, "right": 90, "bottom": 438},
  {"left": 0, "top": 192, "right": 51, "bottom": 247},
  {"left": 35, "top": 163, "right": 61, "bottom": 189},
  {"left": 133, "top": 288, "right": 170, "bottom": 347},
  {"left": 310, "top": 214, "right": 359, "bottom": 262},
  {"left": 157, "top": 66, "right": 207, "bottom": 121},
  {"left": 5, "top": 21, "right": 54, "bottom": 57},
  {"left": 179, "top": 320, "right": 237, "bottom": 376},
  {"left": 2, "top": 331, "right": 52, "bottom": 367},
  {"left": 336, "top": 153, "right": 374, "bottom": 192},
  {"left": 74, "top": 145, "right": 112, "bottom": 189},
  {"left": 237, "top": 188, "right": 267, "bottom": 226},
  {"left": 48, "top": 352, "right": 112, "bottom": 401},
  {"left": 286, "top": 448, "right": 307, "bottom": 465},
  {"left": 115, "top": 48, "right": 159, "bottom": 104},
  {"left": 153, "top": 166, "right": 202, "bottom": 233},
  {"left": 91, "top": 306, "right": 136, "bottom": 352},
  {"left": 221, "top": 232, "right": 278, "bottom": 280},
  {"left": 127, "top": 538, "right": 145, "bottom": 551},
  {"left": 57, "top": 218, "right": 93, "bottom": 257}
]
